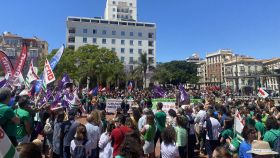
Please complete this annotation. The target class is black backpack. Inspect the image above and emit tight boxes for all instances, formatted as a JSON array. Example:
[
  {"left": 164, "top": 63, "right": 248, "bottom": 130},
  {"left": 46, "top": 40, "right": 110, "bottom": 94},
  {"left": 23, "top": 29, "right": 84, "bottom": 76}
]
[{"left": 72, "top": 140, "right": 87, "bottom": 158}]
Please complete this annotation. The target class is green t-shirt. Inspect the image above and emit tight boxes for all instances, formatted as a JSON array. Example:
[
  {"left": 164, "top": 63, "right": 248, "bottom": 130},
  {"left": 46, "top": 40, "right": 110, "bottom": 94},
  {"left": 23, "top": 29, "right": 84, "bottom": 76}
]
[
  {"left": 221, "top": 128, "right": 234, "bottom": 140},
  {"left": 0, "top": 103, "right": 17, "bottom": 136},
  {"left": 144, "top": 124, "right": 156, "bottom": 141},
  {"left": 155, "top": 111, "right": 166, "bottom": 132},
  {"left": 263, "top": 129, "right": 280, "bottom": 148},
  {"left": 255, "top": 121, "right": 266, "bottom": 137},
  {"left": 175, "top": 126, "right": 187, "bottom": 147},
  {"left": 262, "top": 114, "right": 269, "bottom": 124},
  {"left": 14, "top": 108, "right": 31, "bottom": 139}
]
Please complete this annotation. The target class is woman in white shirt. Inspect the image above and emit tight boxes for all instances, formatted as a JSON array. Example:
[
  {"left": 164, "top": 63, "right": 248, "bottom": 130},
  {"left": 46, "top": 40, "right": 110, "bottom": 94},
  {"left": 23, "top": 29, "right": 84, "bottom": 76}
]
[
  {"left": 161, "top": 126, "right": 180, "bottom": 158},
  {"left": 99, "top": 121, "right": 115, "bottom": 158}
]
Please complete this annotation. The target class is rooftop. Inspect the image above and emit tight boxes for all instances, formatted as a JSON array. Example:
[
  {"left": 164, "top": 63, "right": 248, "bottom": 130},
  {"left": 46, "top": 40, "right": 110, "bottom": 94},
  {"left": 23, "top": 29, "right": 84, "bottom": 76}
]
[{"left": 67, "top": 16, "right": 156, "bottom": 28}]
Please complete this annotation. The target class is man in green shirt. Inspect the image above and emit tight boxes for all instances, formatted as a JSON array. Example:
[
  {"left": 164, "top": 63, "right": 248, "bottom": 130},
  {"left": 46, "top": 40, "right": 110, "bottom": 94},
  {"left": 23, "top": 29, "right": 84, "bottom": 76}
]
[
  {"left": 255, "top": 113, "right": 266, "bottom": 140},
  {"left": 154, "top": 102, "right": 166, "bottom": 150},
  {"left": 263, "top": 116, "right": 280, "bottom": 148},
  {"left": 0, "top": 88, "right": 20, "bottom": 146},
  {"left": 14, "top": 95, "right": 32, "bottom": 144}
]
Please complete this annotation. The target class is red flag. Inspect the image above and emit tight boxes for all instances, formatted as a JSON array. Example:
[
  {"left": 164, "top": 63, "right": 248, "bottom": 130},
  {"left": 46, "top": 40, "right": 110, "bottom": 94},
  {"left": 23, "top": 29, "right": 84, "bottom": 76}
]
[
  {"left": 0, "top": 50, "right": 14, "bottom": 77},
  {"left": 13, "top": 45, "right": 28, "bottom": 78}
]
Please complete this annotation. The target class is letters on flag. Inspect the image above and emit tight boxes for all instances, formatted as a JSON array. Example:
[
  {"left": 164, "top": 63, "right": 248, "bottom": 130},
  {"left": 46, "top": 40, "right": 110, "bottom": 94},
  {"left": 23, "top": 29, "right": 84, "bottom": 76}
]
[
  {"left": 13, "top": 45, "right": 27, "bottom": 78},
  {"left": 43, "top": 59, "right": 55, "bottom": 85}
]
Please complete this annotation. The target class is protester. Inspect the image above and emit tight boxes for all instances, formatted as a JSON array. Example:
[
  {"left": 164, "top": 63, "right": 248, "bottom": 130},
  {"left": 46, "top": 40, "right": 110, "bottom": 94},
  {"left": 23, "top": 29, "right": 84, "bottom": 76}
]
[
  {"left": 52, "top": 110, "right": 65, "bottom": 158},
  {"left": 141, "top": 114, "right": 156, "bottom": 158},
  {"left": 160, "top": 126, "right": 180, "bottom": 158},
  {"left": 175, "top": 116, "right": 187, "bottom": 158},
  {"left": 154, "top": 102, "right": 166, "bottom": 152},
  {"left": 17, "top": 143, "right": 42, "bottom": 158},
  {"left": 70, "top": 124, "right": 91, "bottom": 158},
  {"left": 115, "top": 135, "right": 143, "bottom": 158},
  {"left": 239, "top": 124, "right": 257, "bottom": 158},
  {"left": 0, "top": 88, "right": 20, "bottom": 146},
  {"left": 99, "top": 121, "right": 115, "bottom": 158},
  {"left": 263, "top": 116, "right": 280, "bottom": 149}
]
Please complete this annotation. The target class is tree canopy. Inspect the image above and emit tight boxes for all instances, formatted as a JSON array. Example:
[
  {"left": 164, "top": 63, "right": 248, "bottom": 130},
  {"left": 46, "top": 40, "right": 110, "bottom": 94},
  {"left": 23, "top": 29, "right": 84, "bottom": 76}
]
[{"left": 152, "top": 60, "right": 199, "bottom": 85}]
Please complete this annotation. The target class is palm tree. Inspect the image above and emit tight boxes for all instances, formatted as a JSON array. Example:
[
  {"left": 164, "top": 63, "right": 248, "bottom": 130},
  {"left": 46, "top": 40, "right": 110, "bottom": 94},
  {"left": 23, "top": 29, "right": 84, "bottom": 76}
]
[{"left": 138, "top": 52, "right": 154, "bottom": 88}]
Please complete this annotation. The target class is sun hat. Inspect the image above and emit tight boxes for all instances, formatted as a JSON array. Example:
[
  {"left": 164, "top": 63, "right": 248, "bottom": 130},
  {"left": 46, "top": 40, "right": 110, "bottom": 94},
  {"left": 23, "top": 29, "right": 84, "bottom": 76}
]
[{"left": 247, "top": 140, "right": 278, "bottom": 155}]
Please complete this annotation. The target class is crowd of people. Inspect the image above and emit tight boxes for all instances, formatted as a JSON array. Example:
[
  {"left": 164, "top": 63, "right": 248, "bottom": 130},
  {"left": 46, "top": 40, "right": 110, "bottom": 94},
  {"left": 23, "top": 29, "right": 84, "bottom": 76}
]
[{"left": 1, "top": 85, "right": 280, "bottom": 158}]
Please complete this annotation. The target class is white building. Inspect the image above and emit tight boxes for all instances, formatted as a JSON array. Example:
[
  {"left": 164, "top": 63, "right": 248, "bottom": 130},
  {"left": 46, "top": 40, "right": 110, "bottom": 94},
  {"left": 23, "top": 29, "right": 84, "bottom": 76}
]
[
  {"left": 224, "top": 56, "right": 263, "bottom": 94},
  {"left": 104, "top": 0, "right": 137, "bottom": 21},
  {"left": 66, "top": 0, "right": 156, "bottom": 72}
]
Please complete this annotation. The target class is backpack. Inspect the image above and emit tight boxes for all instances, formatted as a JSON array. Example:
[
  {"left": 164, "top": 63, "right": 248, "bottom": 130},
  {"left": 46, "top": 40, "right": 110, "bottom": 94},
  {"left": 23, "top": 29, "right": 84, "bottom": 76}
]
[
  {"left": 43, "top": 118, "right": 53, "bottom": 135},
  {"left": 73, "top": 140, "right": 87, "bottom": 158},
  {"left": 270, "top": 131, "right": 280, "bottom": 158}
]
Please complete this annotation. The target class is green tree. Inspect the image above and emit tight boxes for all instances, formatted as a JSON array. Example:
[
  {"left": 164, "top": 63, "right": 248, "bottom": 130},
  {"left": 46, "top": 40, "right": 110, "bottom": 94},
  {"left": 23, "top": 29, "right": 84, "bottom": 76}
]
[
  {"left": 38, "top": 45, "right": 124, "bottom": 87},
  {"left": 152, "top": 60, "right": 199, "bottom": 85}
]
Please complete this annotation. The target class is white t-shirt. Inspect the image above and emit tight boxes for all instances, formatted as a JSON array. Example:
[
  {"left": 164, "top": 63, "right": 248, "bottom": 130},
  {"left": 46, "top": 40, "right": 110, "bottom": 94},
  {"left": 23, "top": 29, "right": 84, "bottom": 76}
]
[
  {"left": 161, "top": 142, "right": 179, "bottom": 158},
  {"left": 99, "top": 132, "right": 113, "bottom": 158},
  {"left": 203, "top": 117, "right": 221, "bottom": 140}
]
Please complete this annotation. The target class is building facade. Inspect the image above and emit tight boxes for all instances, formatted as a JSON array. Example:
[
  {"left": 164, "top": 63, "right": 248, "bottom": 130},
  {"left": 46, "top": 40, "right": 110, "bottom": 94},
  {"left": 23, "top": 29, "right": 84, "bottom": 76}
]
[
  {"left": 197, "top": 60, "right": 206, "bottom": 89},
  {"left": 104, "top": 0, "right": 137, "bottom": 21},
  {"left": 0, "top": 32, "right": 48, "bottom": 75},
  {"left": 66, "top": 0, "right": 156, "bottom": 72},
  {"left": 224, "top": 56, "right": 263, "bottom": 94},
  {"left": 262, "top": 58, "right": 280, "bottom": 91}
]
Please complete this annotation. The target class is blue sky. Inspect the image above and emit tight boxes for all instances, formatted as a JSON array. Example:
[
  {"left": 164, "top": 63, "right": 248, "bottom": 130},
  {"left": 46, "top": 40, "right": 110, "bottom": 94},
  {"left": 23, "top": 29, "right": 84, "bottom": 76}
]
[{"left": 1, "top": 0, "right": 280, "bottom": 62}]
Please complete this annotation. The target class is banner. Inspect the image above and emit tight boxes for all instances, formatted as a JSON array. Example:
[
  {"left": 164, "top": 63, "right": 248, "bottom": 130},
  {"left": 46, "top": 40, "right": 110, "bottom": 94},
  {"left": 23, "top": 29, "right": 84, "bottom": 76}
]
[
  {"left": 152, "top": 98, "right": 177, "bottom": 113},
  {"left": 43, "top": 59, "right": 55, "bottom": 85},
  {"left": 0, "top": 50, "right": 14, "bottom": 77},
  {"left": 105, "top": 99, "right": 134, "bottom": 113},
  {"left": 13, "top": 45, "right": 27, "bottom": 78}
]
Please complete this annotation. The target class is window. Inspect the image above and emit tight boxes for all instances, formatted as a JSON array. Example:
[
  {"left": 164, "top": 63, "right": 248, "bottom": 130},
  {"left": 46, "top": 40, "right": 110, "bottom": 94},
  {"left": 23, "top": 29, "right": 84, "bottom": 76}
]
[
  {"left": 113, "top": 8, "right": 116, "bottom": 12},
  {"left": 69, "top": 28, "right": 75, "bottom": 34},
  {"left": 138, "top": 32, "right": 142, "bottom": 37},
  {"left": 148, "top": 41, "right": 154, "bottom": 47},
  {"left": 102, "top": 30, "right": 107, "bottom": 35},
  {"left": 121, "top": 40, "right": 125, "bottom": 45},
  {"left": 121, "top": 57, "right": 125, "bottom": 62},
  {"left": 121, "top": 48, "right": 125, "bottom": 53},
  {"left": 130, "top": 3, "right": 133, "bottom": 6},
  {"left": 138, "top": 49, "right": 142, "bottom": 54},
  {"left": 129, "top": 57, "right": 134, "bottom": 64},
  {"left": 83, "top": 29, "right": 87, "bottom": 34},
  {"left": 68, "top": 37, "right": 75, "bottom": 43},
  {"left": 92, "top": 38, "right": 97, "bottom": 44},
  {"left": 68, "top": 45, "right": 75, "bottom": 50},
  {"left": 121, "top": 31, "right": 125, "bottom": 36},
  {"left": 112, "top": 1, "right": 116, "bottom": 4},
  {"left": 93, "top": 29, "right": 97, "bottom": 34},
  {"left": 130, "top": 32, "right": 133, "bottom": 36},
  {"left": 113, "top": 14, "right": 116, "bottom": 18},
  {"left": 148, "top": 49, "right": 154, "bottom": 55},
  {"left": 29, "top": 49, "right": 38, "bottom": 57},
  {"left": 130, "top": 48, "right": 133, "bottom": 54},
  {"left": 112, "top": 30, "right": 116, "bottom": 35},
  {"left": 148, "top": 57, "right": 154, "bottom": 64},
  {"left": 138, "top": 41, "right": 142, "bottom": 46},
  {"left": 102, "top": 39, "right": 107, "bottom": 44},
  {"left": 130, "top": 40, "right": 134, "bottom": 46},
  {"left": 148, "top": 33, "right": 154, "bottom": 38},
  {"left": 6, "top": 48, "right": 16, "bottom": 57},
  {"left": 130, "top": 10, "right": 133, "bottom": 13},
  {"left": 112, "top": 48, "right": 116, "bottom": 52},
  {"left": 83, "top": 38, "right": 87, "bottom": 43},
  {"left": 112, "top": 39, "right": 116, "bottom": 44}
]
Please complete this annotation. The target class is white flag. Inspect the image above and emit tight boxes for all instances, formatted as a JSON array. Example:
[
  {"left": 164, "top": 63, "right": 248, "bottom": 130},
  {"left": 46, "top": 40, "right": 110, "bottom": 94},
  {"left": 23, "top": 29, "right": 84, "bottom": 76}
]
[
  {"left": 26, "top": 59, "right": 39, "bottom": 84},
  {"left": 234, "top": 109, "right": 244, "bottom": 135},
  {"left": 0, "top": 127, "right": 19, "bottom": 158},
  {"left": 43, "top": 59, "right": 55, "bottom": 85},
  {"left": 257, "top": 88, "right": 269, "bottom": 98}
]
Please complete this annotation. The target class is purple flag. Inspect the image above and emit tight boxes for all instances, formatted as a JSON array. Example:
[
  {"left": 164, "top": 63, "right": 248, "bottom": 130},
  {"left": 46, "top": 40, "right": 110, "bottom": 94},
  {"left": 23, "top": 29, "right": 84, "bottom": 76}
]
[
  {"left": 179, "top": 84, "right": 189, "bottom": 102},
  {"left": 91, "top": 86, "right": 98, "bottom": 96},
  {"left": 58, "top": 73, "right": 71, "bottom": 90},
  {"left": 0, "top": 78, "right": 7, "bottom": 88},
  {"left": 153, "top": 85, "right": 165, "bottom": 98}
]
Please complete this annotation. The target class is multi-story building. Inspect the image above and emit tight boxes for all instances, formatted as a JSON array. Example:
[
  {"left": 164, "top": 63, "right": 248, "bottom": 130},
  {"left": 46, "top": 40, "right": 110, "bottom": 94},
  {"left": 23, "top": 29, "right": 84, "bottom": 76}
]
[
  {"left": 0, "top": 32, "right": 48, "bottom": 75},
  {"left": 262, "top": 58, "right": 280, "bottom": 91},
  {"left": 197, "top": 60, "right": 206, "bottom": 89},
  {"left": 204, "top": 49, "right": 233, "bottom": 87},
  {"left": 224, "top": 56, "right": 263, "bottom": 94},
  {"left": 66, "top": 0, "right": 156, "bottom": 73},
  {"left": 104, "top": 0, "right": 137, "bottom": 21}
]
